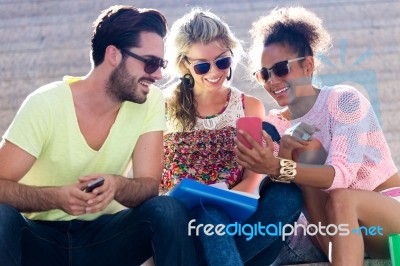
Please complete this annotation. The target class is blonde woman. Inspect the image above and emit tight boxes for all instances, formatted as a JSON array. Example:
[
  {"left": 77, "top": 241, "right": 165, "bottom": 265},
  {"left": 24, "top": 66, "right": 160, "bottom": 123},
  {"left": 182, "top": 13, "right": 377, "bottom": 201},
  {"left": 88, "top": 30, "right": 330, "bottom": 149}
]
[{"left": 162, "top": 8, "right": 303, "bottom": 266}]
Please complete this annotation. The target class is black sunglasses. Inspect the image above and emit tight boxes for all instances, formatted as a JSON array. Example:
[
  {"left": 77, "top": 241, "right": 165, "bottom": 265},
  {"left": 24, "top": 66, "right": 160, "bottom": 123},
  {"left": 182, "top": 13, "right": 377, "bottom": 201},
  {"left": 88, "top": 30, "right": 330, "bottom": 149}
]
[
  {"left": 121, "top": 49, "right": 168, "bottom": 74},
  {"left": 185, "top": 56, "right": 232, "bottom": 75},
  {"left": 253, "top": 57, "right": 305, "bottom": 85}
]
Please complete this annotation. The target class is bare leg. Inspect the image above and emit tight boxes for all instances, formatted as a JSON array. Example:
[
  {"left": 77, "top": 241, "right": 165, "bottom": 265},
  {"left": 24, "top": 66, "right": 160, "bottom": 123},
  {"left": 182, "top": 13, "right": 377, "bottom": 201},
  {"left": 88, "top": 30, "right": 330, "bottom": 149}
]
[
  {"left": 327, "top": 188, "right": 400, "bottom": 265},
  {"left": 293, "top": 139, "right": 331, "bottom": 257},
  {"left": 300, "top": 186, "right": 331, "bottom": 256}
]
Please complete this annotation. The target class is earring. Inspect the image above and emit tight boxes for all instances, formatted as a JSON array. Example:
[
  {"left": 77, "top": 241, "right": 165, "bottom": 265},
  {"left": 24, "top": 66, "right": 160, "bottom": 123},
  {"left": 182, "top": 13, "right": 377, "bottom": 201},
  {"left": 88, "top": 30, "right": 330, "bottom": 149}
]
[
  {"left": 226, "top": 67, "right": 232, "bottom": 81},
  {"left": 180, "top": 73, "right": 194, "bottom": 89}
]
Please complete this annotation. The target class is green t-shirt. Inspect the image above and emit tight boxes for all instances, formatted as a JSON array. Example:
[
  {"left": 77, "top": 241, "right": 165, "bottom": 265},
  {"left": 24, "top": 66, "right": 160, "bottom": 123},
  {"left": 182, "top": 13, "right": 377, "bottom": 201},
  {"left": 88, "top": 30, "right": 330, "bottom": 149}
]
[{"left": 3, "top": 76, "right": 166, "bottom": 221}]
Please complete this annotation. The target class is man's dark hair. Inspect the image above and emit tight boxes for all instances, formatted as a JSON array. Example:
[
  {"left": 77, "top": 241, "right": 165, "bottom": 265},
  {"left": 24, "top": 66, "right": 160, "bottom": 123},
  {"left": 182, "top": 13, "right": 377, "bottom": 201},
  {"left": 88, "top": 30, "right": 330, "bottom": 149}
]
[{"left": 91, "top": 5, "right": 167, "bottom": 66}]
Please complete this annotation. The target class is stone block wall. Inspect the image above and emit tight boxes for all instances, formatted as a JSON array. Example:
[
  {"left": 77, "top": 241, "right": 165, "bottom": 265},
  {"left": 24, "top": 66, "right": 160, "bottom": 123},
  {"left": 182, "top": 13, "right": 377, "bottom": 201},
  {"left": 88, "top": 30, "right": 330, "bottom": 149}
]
[{"left": 1, "top": 0, "right": 399, "bottom": 167}]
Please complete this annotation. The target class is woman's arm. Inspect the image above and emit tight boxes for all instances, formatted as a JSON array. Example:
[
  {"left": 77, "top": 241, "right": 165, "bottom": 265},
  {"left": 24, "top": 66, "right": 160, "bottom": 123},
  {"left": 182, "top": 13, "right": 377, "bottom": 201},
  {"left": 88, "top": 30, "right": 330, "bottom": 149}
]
[
  {"left": 231, "top": 95, "right": 265, "bottom": 193},
  {"left": 235, "top": 130, "right": 335, "bottom": 189}
]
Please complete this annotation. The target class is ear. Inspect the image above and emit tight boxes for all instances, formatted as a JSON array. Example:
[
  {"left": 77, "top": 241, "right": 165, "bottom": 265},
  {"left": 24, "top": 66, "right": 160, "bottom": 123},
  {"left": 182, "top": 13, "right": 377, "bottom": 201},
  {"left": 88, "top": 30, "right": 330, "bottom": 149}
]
[
  {"left": 303, "top": 56, "right": 315, "bottom": 76},
  {"left": 105, "top": 45, "right": 122, "bottom": 67}
]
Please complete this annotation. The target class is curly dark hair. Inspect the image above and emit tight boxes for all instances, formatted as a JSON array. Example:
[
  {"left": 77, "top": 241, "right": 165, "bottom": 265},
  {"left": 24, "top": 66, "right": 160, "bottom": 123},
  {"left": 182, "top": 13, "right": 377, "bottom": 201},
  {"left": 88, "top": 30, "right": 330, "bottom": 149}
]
[{"left": 249, "top": 6, "right": 332, "bottom": 74}]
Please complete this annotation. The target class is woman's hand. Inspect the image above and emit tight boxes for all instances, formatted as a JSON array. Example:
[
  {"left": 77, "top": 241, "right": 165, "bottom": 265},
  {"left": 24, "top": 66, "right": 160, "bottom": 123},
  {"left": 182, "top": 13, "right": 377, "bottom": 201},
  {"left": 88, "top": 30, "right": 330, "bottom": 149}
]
[
  {"left": 279, "top": 122, "right": 319, "bottom": 159},
  {"left": 285, "top": 122, "right": 319, "bottom": 141},
  {"left": 278, "top": 134, "right": 309, "bottom": 160},
  {"left": 234, "top": 130, "right": 280, "bottom": 175},
  {"left": 279, "top": 134, "right": 309, "bottom": 153}
]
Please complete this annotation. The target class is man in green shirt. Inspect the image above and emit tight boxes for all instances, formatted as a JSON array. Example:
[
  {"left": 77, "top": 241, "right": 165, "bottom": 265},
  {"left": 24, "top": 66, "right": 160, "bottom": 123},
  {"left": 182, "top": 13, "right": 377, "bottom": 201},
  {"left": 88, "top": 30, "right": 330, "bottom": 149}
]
[{"left": 0, "top": 5, "right": 195, "bottom": 265}]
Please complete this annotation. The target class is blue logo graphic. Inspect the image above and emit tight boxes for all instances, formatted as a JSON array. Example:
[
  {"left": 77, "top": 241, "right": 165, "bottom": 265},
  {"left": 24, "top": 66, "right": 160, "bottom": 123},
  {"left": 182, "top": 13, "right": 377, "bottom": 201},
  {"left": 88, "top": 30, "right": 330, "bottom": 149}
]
[
  {"left": 351, "top": 225, "right": 383, "bottom": 236},
  {"left": 316, "top": 38, "right": 381, "bottom": 123}
]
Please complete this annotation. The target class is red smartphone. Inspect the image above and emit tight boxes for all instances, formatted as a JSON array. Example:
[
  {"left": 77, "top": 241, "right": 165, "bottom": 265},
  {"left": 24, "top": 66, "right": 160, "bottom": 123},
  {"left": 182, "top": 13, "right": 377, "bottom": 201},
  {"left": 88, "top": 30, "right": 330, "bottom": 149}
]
[{"left": 236, "top": 117, "right": 263, "bottom": 149}]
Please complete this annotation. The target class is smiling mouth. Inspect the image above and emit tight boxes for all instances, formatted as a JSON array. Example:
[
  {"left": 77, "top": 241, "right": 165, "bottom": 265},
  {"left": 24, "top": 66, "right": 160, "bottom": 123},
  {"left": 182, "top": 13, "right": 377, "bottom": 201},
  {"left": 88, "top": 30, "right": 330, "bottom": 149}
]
[
  {"left": 206, "top": 77, "right": 221, "bottom": 83},
  {"left": 274, "top": 86, "right": 289, "bottom": 95},
  {"left": 139, "top": 80, "right": 152, "bottom": 87}
]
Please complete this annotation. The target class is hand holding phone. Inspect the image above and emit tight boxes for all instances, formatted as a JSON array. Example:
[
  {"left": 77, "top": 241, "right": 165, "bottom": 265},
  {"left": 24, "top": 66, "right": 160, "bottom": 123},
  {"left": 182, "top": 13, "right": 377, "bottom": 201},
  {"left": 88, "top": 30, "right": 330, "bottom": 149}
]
[
  {"left": 236, "top": 117, "right": 262, "bottom": 149},
  {"left": 85, "top": 177, "right": 105, "bottom": 193},
  {"left": 284, "top": 122, "right": 318, "bottom": 141}
]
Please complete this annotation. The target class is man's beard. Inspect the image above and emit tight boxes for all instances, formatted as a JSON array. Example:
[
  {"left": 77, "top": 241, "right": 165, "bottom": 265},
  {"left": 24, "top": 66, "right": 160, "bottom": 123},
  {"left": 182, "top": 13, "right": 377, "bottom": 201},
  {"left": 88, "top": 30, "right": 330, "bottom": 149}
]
[{"left": 106, "top": 61, "right": 147, "bottom": 104}]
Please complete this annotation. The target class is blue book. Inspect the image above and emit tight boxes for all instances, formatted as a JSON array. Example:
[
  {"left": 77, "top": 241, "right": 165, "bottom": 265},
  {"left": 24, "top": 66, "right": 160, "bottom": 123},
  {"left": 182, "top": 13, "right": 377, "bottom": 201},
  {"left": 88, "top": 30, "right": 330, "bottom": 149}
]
[{"left": 168, "top": 178, "right": 258, "bottom": 223}]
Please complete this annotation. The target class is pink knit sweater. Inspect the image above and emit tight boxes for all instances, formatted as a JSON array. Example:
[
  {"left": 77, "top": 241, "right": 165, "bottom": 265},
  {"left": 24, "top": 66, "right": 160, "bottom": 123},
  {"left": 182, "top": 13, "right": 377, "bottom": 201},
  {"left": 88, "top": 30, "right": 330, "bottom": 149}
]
[{"left": 266, "top": 85, "right": 398, "bottom": 191}]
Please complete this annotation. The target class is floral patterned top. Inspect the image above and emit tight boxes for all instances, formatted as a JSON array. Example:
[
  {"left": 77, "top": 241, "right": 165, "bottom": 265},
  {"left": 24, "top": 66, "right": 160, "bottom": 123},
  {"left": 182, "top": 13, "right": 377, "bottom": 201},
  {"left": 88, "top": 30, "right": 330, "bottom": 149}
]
[{"left": 161, "top": 87, "right": 245, "bottom": 193}]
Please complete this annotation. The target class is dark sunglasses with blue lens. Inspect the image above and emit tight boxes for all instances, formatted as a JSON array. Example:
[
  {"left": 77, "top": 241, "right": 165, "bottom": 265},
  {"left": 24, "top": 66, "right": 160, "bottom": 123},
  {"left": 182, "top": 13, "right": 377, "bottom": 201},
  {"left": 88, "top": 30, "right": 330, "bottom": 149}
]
[
  {"left": 121, "top": 49, "right": 168, "bottom": 74},
  {"left": 185, "top": 56, "right": 233, "bottom": 75}
]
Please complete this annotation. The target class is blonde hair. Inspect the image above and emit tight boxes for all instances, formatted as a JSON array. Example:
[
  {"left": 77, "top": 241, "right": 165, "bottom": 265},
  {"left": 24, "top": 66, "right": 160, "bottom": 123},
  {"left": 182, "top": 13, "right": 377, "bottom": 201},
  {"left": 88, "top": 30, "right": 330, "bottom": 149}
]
[{"left": 164, "top": 8, "right": 243, "bottom": 131}]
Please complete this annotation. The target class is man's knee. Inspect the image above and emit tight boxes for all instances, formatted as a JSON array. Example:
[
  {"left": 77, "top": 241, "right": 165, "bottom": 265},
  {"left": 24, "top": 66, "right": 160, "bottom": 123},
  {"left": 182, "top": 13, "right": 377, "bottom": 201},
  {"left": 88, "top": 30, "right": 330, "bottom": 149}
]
[
  {"left": 143, "top": 196, "right": 190, "bottom": 224},
  {"left": 0, "top": 203, "right": 22, "bottom": 222},
  {"left": 0, "top": 203, "right": 25, "bottom": 237}
]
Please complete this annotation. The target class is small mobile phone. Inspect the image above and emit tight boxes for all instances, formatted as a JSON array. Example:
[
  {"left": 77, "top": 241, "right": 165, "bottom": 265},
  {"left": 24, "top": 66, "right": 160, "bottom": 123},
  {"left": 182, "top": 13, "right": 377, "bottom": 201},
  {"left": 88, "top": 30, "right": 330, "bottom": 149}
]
[
  {"left": 285, "top": 122, "right": 315, "bottom": 141},
  {"left": 85, "top": 177, "right": 105, "bottom": 193},
  {"left": 262, "top": 121, "right": 281, "bottom": 143},
  {"left": 236, "top": 117, "right": 263, "bottom": 149}
]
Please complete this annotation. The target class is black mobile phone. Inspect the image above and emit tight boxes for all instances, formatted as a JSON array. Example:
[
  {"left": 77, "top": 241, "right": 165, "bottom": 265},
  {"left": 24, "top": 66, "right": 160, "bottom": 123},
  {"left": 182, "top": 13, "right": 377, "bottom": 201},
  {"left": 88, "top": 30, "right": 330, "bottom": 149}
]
[
  {"left": 85, "top": 177, "right": 105, "bottom": 193},
  {"left": 262, "top": 121, "right": 281, "bottom": 143}
]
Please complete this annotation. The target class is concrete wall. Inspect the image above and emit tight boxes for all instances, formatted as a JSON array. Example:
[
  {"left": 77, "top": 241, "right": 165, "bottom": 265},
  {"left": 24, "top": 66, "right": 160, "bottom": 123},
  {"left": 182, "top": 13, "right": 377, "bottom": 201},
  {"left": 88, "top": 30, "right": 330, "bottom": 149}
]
[{"left": 1, "top": 0, "right": 399, "bottom": 167}]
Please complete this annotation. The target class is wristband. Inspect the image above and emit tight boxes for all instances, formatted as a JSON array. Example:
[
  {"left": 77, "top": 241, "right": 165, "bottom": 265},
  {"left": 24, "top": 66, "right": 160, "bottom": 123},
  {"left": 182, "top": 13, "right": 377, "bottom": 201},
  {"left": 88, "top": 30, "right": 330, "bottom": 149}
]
[{"left": 269, "top": 157, "right": 297, "bottom": 183}]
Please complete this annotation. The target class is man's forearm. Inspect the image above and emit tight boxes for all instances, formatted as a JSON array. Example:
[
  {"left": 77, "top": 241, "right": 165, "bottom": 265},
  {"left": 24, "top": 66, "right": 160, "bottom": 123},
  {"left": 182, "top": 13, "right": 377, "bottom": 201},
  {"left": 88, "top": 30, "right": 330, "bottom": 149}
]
[
  {"left": 114, "top": 176, "right": 159, "bottom": 207},
  {"left": 0, "top": 180, "right": 59, "bottom": 212}
]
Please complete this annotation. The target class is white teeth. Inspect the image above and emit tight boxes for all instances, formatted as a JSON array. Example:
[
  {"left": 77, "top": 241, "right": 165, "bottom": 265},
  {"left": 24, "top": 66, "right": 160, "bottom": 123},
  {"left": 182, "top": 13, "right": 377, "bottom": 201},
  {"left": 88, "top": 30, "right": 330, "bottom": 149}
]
[
  {"left": 140, "top": 81, "right": 151, "bottom": 87},
  {"left": 275, "top": 87, "right": 289, "bottom": 94},
  {"left": 207, "top": 77, "right": 220, "bottom": 83}
]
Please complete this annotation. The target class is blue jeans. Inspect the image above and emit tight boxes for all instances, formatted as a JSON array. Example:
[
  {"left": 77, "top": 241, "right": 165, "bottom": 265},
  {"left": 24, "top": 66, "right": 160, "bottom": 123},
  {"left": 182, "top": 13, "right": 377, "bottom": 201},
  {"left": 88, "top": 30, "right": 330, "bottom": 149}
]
[
  {"left": 192, "top": 181, "right": 303, "bottom": 266},
  {"left": 0, "top": 196, "right": 196, "bottom": 266}
]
